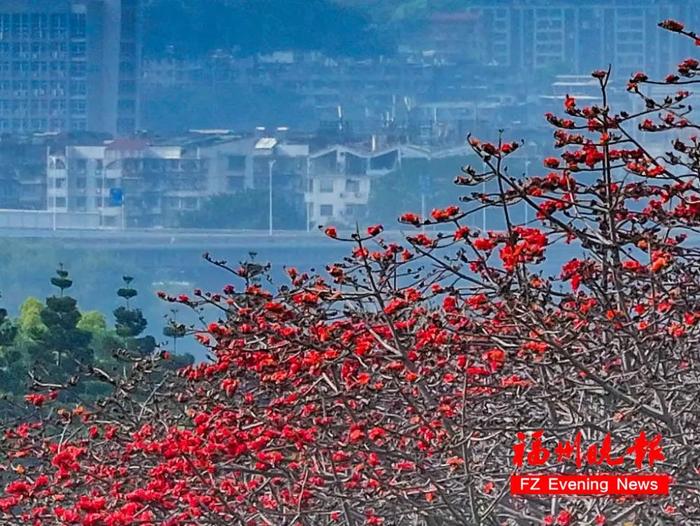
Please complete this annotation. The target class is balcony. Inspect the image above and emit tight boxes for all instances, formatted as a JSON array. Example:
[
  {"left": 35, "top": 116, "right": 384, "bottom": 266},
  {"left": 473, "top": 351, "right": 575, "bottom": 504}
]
[{"left": 338, "top": 191, "right": 367, "bottom": 200}]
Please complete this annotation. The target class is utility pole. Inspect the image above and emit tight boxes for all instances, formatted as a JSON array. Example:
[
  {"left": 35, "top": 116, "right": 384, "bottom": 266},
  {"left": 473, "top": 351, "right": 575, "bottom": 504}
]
[
  {"left": 524, "top": 160, "right": 531, "bottom": 225},
  {"left": 101, "top": 161, "right": 105, "bottom": 228},
  {"left": 421, "top": 149, "right": 432, "bottom": 232},
  {"left": 49, "top": 148, "right": 57, "bottom": 232},
  {"left": 268, "top": 159, "right": 276, "bottom": 236},
  {"left": 305, "top": 156, "right": 310, "bottom": 232},
  {"left": 482, "top": 160, "right": 487, "bottom": 232}
]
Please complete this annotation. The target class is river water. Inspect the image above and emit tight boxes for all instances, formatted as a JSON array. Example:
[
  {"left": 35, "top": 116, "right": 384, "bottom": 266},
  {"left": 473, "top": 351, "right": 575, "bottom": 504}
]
[{"left": 0, "top": 231, "right": 582, "bottom": 360}]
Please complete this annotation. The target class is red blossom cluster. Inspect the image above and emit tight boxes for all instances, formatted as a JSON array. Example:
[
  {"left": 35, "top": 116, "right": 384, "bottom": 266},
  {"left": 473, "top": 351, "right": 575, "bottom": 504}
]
[{"left": 0, "top": 17, "right": 700, "bottom": 526}]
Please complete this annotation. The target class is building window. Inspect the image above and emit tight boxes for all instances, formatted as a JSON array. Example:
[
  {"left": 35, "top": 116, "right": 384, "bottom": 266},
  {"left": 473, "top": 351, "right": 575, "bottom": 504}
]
[
  {"left": 55, "top": 197, "right": 66, "bottom": 208},
  {"left": 345, "top": 204, "right": 367, "bottom": 218},
  {"left": 117, "top": 118, "right": 135, "bottom": 133},
  {"left": 118, "top": 99, "right": 135, "bottom": 112},
  {"left": 320, "top": 179, "right": 334, "bottom": 193},
  {"left": 320, "top": 204, "right": 333, "bottom": 216},
  {"left": 70, "top": 100, "right": 86, "bottom": 115},
  {"left": 70, "top": 81, "right": 86, "bottom": 95},
  {"left": 119, "top": 80, "right": 136, "bottom": 94},
  {"left": 70, "top": 14, "right": 86, "bottom": 39},
  {"left": 120, "top": 61, "right": 135, "bottom": 74},
  {"left": 227, "top": 155, "right": 246, "bottom": 171},
  {"left": 75, "top": 196, "right": 86, "bottom": 209},
  {"left": 76, "top": 177, "right": 86, "bottom": 189},
  {"left": 70, "top": 61, "right": 86, "bottom": 78},
  {"left": 70, "top": 42, "right": 86, "bottom": 58},
  {"left": 228, "top": 176, "right": 244, "bottom": 191},
  {"left": 120, "top": 42, "right": 136, "bottom": 57},
  {"left": 345, "top": 179, "right": 360, "bottom": 193}
]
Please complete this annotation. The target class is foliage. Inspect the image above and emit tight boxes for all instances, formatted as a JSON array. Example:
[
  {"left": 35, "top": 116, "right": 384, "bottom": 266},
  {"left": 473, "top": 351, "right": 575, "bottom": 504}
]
[
  {"left": 17, "top": 297, "right": 47, "bottom": 341},
  {"left": 1, "top": 18, "right": 700, "bottom": 526},
  {"left": 368, "top": 156, "right": 477, "bottom": 226},
  {"left": 0, "top": 299, "right": 16, "bottom": 347},
  {"left": 114, "top": 277, "right": 155, "bottom": 356},
  {"left": 30, "top": 266, "right": 93, "bottom": 392},
  {"left": 0, "top": 296, "right": 21, "bottom": 396},
  {"left": 141, "top": 83, "right": 310, "bottom": 133},
  {"left": 178, "top": 191, "right": 306, "bottom": 230},
  {"left": 0, "top": 270, "right": 191, "bottom": 402},
  {"left": 76, "top": 311, "right": 107, "bottom": 334},
  {"left": 144, "top": 0, "right": 392, "bottom": 59},
  {"left": 334, "top": 0, "right": 474, "bottom": 31}
]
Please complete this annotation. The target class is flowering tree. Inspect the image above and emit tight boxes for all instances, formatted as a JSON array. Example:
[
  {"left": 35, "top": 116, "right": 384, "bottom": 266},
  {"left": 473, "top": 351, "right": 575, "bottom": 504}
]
[{"left": 2, "top": 20, "right": 700, "bottom": 526}]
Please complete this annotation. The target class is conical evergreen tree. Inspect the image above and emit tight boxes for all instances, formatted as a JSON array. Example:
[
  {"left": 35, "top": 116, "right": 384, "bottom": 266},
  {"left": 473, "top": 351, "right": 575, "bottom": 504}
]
[
  {"left": 113, "top": 276, "right": 155, "bottom": 355},
  {"left": 0, "top": 294, "right": 23, "bottom": 395},
  {"left": 0, "top": 295, "right": 17, "bottom": 347},
  {"left": 34, "top": 265, "right": 93, "bottom": 389},
  {"left": 163, "top": 307, "right": 187, "bottom": 354}
]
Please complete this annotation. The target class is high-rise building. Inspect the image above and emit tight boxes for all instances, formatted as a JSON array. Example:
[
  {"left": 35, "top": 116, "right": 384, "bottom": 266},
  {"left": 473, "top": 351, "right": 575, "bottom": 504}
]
[
  {"left": 421, "top": 1, "right": 698, "bottom": 77},
  {"left": 0, "top": 0, "right": 141, "bottom": 135}
]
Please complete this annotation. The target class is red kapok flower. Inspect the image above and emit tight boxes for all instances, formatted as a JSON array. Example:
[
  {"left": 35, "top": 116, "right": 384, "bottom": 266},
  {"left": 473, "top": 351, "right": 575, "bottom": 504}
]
[
  {"left": 501, "top": 141, "right": 519, "bottom": 154},
  {"left": 24, "top": 393, "right": 45, "bottom": 407},
  {"left": 544, "top": 157, "right": 560, "bottom": 168},
  {"left": 659, "top": 19, "right": 684, "bottom": 32},
  {"left": 564, "top": 95, "right": 576, "bottom": 111},
  {"left": 431, "top": 206, "right": 460, "bottom": 222},
  {"left": 367, "top": 224, "right": 383, "bottom": 236},
  {"left": 454, "top": 226, "right": 470, "bottom": 241},
  {"left": 400, "top": 212, "right": 422, "bottom": 226},
  {"left": 473, "top": 237, "right": 496, "bottom": 251}
]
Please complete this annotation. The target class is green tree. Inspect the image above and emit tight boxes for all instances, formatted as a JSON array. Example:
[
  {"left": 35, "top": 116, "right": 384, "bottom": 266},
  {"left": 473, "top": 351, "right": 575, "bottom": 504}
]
[
  {"left": 79, "top": 309, "right": 118, "bottom": 361},
  {"left": 17, "top": 297, "right": 47, "bottom": 341},
  {"left": 77, "top": 311, "right": 107, "bottom": 334},
  {"left": 178, "top": 191, "right": 305, "bottom": 230},
  {"left": 113, "top": 276, "right": 156, "bottom": 356},
  {"left": 368, "top": 155, "right": 480, "bottom": 226},
  {"left": 33, "top": 265, "right": 93, "bottom": 390},
  {"left": 144, "top": 0, "right": 391, "bottom": 59},
  {"left": 163, "top": 308, "right": 187, "bottom": 354},
  {"left": 0, "top": 295, "right": 23, "bottom": 396},
  {"left": 0, "top": 296, "right": 16, "bottom": 347}
]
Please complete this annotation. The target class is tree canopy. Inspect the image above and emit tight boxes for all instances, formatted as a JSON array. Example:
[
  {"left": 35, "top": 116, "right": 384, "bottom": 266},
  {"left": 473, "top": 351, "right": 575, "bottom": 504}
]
[
  {"left": 0, "top": 17, "right": 698, "bottom": 526},
  {"left": 178, "top": 191, "right": 306, "bottom": 231},
  {"left": 144, "top": 0, "right": 393, "bottom": 58}
]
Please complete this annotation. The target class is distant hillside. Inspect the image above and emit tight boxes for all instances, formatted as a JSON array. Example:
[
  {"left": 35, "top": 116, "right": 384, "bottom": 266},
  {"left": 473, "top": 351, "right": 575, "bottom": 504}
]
[
  {"left": 143, "top": 0, "right": 394, "bottom": 58},
  {"left": 331, "top": 0, "right": 466, "bottom": 25}
]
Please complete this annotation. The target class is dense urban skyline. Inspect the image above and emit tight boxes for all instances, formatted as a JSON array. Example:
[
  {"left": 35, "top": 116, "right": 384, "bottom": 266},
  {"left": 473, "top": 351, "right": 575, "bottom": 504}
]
[{"left": 0, "top": 0, "right": 697, "bottom": 232}]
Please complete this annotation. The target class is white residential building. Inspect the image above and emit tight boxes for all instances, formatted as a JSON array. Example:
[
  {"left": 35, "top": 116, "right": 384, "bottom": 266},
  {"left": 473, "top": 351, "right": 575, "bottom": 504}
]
[
  {"left": 47, "top": 138, "right": 209, "bottom": 228},
  {"left": 305, "top": 145, "right": 400, "bottom": 227}
]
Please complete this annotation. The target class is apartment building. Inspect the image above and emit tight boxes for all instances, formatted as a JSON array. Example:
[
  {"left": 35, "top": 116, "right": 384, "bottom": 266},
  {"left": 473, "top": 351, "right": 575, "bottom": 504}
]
[
  {"left": 422, "top": 1, "right": 697, "bottom": 76},
  {"left": 0, "top": 0, "right": 141, "bottom": 135},
  {"left": 306, "top": 145, "right": 400, "bottom": 227},
  {"left": 44, "top": 129, "right": 313, "bottom": 228},
  {"left": 198, "top": 132, "right": 308, "bottom": 197},
  {"left": 42, "top": 129, "right": 406, "bottom": 230},
  {"left": 0, "top": 135, "right": 48, "bottom": 209},
  {"left": 47, "top": 136, "right": 208, "bottom": 228}
]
